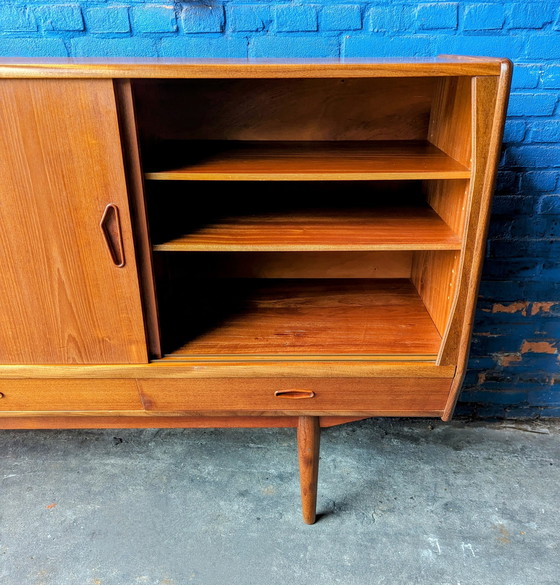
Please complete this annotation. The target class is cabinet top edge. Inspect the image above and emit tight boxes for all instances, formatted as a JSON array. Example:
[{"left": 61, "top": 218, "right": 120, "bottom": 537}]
[{"left": 0, "top": 56, "right": 507, "bottom": 78}]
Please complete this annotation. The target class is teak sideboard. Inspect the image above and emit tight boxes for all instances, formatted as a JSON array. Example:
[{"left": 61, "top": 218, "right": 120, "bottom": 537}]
[{"left": 0, "top": 57, "right": 511, "bottom": 524}]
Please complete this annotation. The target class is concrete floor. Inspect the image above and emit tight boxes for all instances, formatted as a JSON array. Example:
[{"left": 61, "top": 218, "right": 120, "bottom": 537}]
[{"left": 1, "top": 419, "right": 559, "bottom": 585}]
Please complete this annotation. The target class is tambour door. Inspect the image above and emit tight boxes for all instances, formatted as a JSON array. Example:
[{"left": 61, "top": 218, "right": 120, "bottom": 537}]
[{"left": 0, "top": 79, "right": 148, "bottom": 363}]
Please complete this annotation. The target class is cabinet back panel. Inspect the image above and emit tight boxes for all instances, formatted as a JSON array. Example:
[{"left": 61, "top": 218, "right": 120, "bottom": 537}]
[{"left": 133, "top": 78, "right": 436, "bottom": 144}]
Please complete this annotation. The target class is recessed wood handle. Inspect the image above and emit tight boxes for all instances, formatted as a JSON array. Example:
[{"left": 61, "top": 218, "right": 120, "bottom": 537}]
[
  {"left": 274, "top": 390, "right": 315, "bottom": 399},
  {"left": 100, "top": 204, "right": 125, "bottom": 268},
  {"left": 0, "top": 392, "right": 4, "bottom": 399}
]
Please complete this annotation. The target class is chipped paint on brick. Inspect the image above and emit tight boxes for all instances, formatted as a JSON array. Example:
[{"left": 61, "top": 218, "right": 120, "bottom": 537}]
[
  {"left": 530, "top": 302, "right": 556, "bottom": 315},
  {"left": 492, "top": 302, "right": 529, "bottom": 315},
  {"left": 520, "top": 340, "right": 558, "bottom": 354},
  {"left": 494, "top": 352, "right": 523, "bottom": 366}
]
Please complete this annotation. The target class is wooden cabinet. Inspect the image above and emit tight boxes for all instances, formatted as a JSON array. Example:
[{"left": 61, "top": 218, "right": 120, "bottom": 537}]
[{"left": 0, "top": 57, "right": 511, "bottom": 523}]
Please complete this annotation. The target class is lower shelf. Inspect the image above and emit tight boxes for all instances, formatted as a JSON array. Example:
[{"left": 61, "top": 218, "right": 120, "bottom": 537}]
[{"left": 158, "top": 279, "right": 441, "bottom": 361}]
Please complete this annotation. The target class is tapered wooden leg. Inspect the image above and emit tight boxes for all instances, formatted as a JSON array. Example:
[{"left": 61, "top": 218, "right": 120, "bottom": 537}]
[{"left": 297, "top": 416, "right": 321, "bottom": 524}]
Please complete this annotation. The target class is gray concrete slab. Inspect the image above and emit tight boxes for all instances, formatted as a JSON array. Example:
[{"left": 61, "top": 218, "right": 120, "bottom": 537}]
[{"left": 1, "top": 419, "right": 559, "bottom": 585}]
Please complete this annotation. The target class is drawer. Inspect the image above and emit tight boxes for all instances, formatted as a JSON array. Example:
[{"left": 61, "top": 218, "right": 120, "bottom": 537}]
[
  {"left": 138, "top": 377, "right": 452, "bottom": 416},
  {"left": 0, "top": 379, "right": 143, "bottom": 412}
]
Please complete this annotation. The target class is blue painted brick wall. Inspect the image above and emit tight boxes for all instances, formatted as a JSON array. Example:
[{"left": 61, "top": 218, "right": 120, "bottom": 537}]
[{"left": 0, "top": 1, "right": 559, "bottom": 418}]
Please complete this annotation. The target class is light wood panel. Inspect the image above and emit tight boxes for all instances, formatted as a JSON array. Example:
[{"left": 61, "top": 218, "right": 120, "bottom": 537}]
[
  {"left": 137, "top": 377, "right": 450, "bottom": 416},
  {"left": 0, "top": 57, "right": 505, "bottom": 79},
  {"left": 0, "top": 79, "right": 148, "bottom": 363},
  {"left": 441, "top": 63, "right": 512, "bottom": 419},
  {"left": 134, "top": 78, "right": 435, "bottom": 143},
  {"left": 412, "top": 251, "right": 461, "bottom": 336},
  {"left": 0, "top": 362, "right": 455, "bottom": 379},
  {"left": 0, "top": 379, "right": 143, "bottom": 411},
  {"left": 0, "top": 415, "right": 368, "bottom": 430},
  {"left": 163, "top": 279, "right": 441, "bottom": 358},
  {"left": 429, "top": 77, "right": 473, "bottom": 168},
  {"left": 144, "top": 141, "right": 471, "bottom": 181},
  {"left": 172, "top": 251, "right": 413, "bottom": 279},
  {"left": 425, "top": 180, "right": 470, "bottom": 236},
  {"left": 153, "top": 207, "right": 462, "bottom": 252},
  {"left": 114, "top": 79, "right": 162, "bottom": 358}
]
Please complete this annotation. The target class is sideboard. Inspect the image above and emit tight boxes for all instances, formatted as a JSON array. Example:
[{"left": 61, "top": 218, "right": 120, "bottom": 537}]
[{"left": 0, "top": 57, "right": 511, "bottom": 523}]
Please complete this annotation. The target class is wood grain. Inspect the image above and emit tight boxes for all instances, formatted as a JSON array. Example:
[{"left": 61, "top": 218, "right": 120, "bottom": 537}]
[
  {"left": 0, "top": 79, "right": 148, "bottom": 363},
  {"left": 172, "top": 251, "right": 414, "bottom": 279},
  {"left": 0, "top": 415, "right": 368, "bottom": 430},
  {"left": 162, "top": 279, "right": 441, "bottom": 358},
  {"left": 153, "top": 207, "right": 462, "bottom": 251},
  {"left": 114, "top": 79, "right": 162, "bottom": 358},
  {"left": 429, "top": 76, "right": 473, "bottom": 168},
  {"left": 412, "top": 250, "right": 460, "bottom": 336},
  {"left": 144, "top": 141, "right": 471, "bottom": 181},
  {"left": 133, "top": 78, "right": 435, "bottom": 143},
  {"left": 137, "top": 377, "right": 451, "bottom": 416},
  {"left": 425, "top": 180, "right": 470, "bottom": 236},
  {"left": 0, "top": 362, "right": 455, "bottom": 379},
  {"left": 0, "top": 58, "right": 504, "bottom": 80},
  {"left": 0, "top": 379, "right": 143, "bottom": 411},
  {"left": 298, "top": 416, "right": 320, "bottom": 524},
  {"left": 442, "top": 62, "right": 512, "bottom": 419}
]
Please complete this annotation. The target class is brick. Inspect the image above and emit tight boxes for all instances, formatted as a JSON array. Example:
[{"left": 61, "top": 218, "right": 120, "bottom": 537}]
[
  {"left": 488, "top": 239, "right": 560, "bottom": 260},
  {"left": 0, "top": 6, "right": 36, "bottom": 32},
  {"left": 36, "top": 4, "right": 83, "bottom": 31},
  {"left": 491, "top": 195, "right": 533, "bottom": 215},
  {"left": 131, "top": 4, "right": 176, "bottom": 33},
  {"left": 367, "top": 4, "right": 414, "bottom": 32},
  {"left": 543, "top": 66, "right": 560, "bottom": 89},
  {"left": 433, "top": 34, "right": 523, "bottom": 59},
  {"left": 509, "top": 3, "right": 557, "bottom": 29},
  {"left": 227, "top": 5, "right": 271, "bottom": 33},
  {"left": 495, "top": 171, "right": 518, "bottom": 194},
  {"left": 489, "top": 214, "right": 560, "bottom": 239},
  {"left": 181, "top": 3, "right": 224, "bottom": 33},
  {"left": 507, "top": 93, "right": 557, "bottom": 117},
  {"left": 526, "top": 35, "right": 560, "bottom": 60},
  {"left": 537, "top": 195, "right": 560, "bottom": 214},
  {"left": 528, "top": 389, "right": 560, "bottom": 407},
  {"left": 463, "top": 4, "right": 505, "bottom": 31},
  {"left": 511, "top": 65, "right": 541, "bottom": 89},
  {"left": 460, "top": 390, "right": 528, "bottom": 406},
  {"left": 482, "top": 258, "right": 542, "bottom": 280},
  {"left": 275, "top": 5, "right": 318, "bottom": 32},
  {"left": 321, "top": 5, "right": 362, "bottom": 31},
  {"left": 250, "top": 35, "right": 338, "bottom": 58},
  {"left": 160, "top": 36, "right": 248, "bottom": 58},
  {"left": 416, "top": 3, "right": 458, "bottom": 30},
  {"left": 502, "top": 120, "right": 526, "bottom": 143},
  {"left": 519, "top": 171, "right": 559, "bottom": 192},
  {"left": 84, "top": 7, "right": 130, "bottom": 34},
  {"left": 343, "top": 34, "right": 434, "bottom": 58},
  {"left": 505, "top": 145, "right": 560, "bottom": 168},
  {"left": 528, "top": 121, "right": 560, "bottom": 143},
  {"left": 70, "top": 37, "right": 157, "bottom": 57},
  {"left": 0, "top": 38, "right": 67, "bottom": 57}
]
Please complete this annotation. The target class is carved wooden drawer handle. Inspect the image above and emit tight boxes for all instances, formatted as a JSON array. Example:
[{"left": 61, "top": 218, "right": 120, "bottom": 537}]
[
  {"left": 0, "top": 392, "right": 4, "bottom": 399},
  {"left": 274, "top": 390, "right": 315, "bottom": 399}
]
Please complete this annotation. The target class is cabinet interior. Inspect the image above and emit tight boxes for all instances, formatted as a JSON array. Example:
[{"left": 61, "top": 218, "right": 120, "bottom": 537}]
[{"left": 131, "top": 76, "right": 473, "bottom": 362}]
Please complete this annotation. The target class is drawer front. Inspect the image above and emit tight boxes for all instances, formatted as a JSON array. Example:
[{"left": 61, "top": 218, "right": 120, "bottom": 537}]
[
  {"left": 0, "top": 379, "right": 143, "bottom": 412},
  {"left": 138, "top": 377, "right": 451, "bottom": 416}
]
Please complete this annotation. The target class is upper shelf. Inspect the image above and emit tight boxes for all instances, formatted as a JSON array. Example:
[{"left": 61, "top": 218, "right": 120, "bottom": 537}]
[{"left": 144, "top": 141, "right": 471, "bottom": 182}]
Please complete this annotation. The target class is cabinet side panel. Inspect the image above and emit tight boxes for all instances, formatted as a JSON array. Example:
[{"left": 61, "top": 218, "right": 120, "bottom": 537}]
[
  {"left": 0, "top": 79, "right": 148, "bottom": 363},
  {"left": 439, "top": 64, "right": 512, "bottom": 419}
]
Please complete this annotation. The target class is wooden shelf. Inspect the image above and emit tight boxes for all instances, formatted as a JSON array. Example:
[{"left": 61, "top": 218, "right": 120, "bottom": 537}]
[
  {"left": 144, "top": 141, "right": 471, "bottom": 181},
  {"left": 153, "top": 207, "right": 462, "bottom": 252},
  {"left": 161, "top": 279, "right": 441, "bottom": 360}
]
